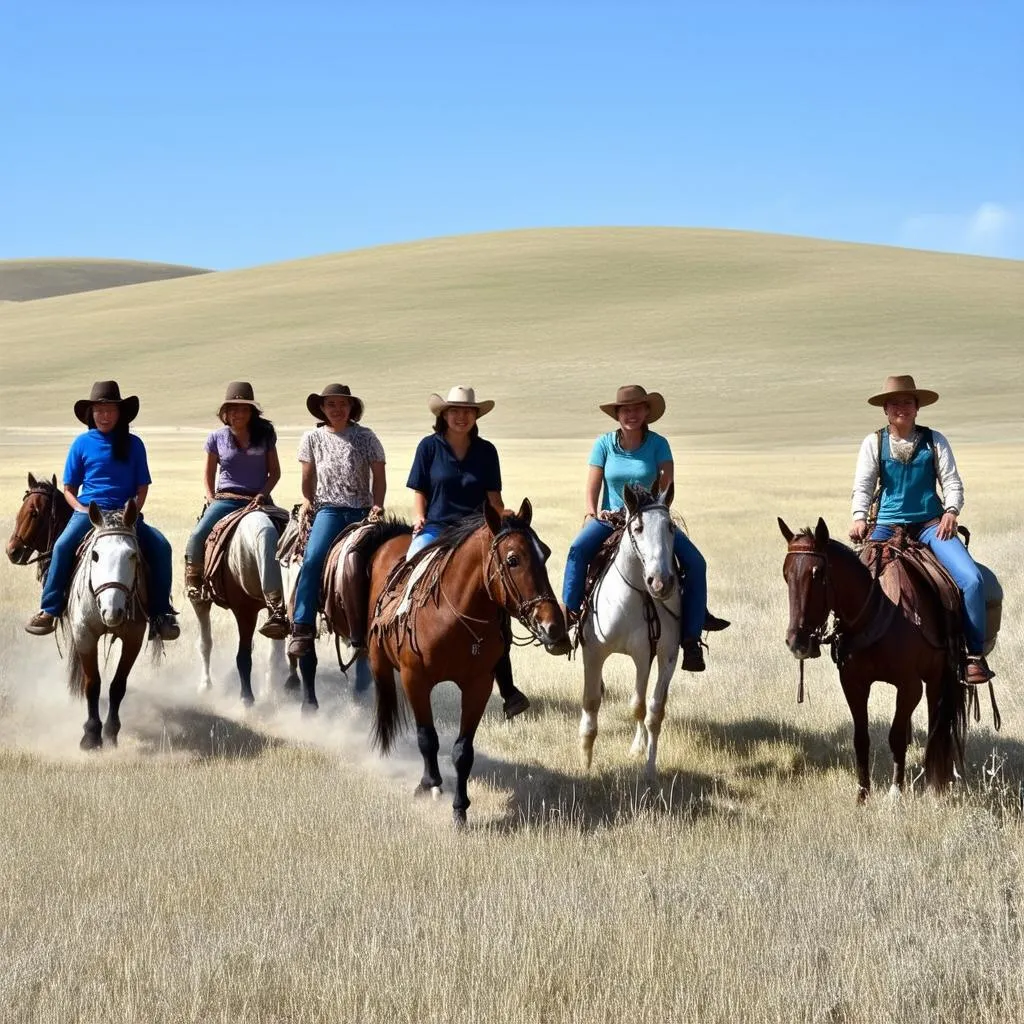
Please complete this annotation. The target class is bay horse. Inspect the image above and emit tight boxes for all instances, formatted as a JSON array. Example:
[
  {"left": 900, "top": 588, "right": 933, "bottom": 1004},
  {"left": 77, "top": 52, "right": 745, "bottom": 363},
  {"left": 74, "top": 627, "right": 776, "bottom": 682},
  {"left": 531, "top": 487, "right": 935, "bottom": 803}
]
[
  {"left": 367, "top": 499, "right": 567, "bottom": 826},
  {"left": 577, "top": 483, "right": 681, "bottom": 778},
  {"left": 6, "top": 473, "right": 72, "bottom": 578},
  {"left": 778, "top": 517, "right": 967, "bottom": 801}
]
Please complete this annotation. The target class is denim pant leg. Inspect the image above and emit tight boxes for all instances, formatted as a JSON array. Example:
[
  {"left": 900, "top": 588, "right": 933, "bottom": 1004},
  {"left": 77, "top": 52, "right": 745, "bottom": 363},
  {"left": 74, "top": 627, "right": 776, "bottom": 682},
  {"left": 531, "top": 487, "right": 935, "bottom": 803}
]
[
  {"left": 293, "top": 507, "right": 367, "bottom": 626},
  {"left": 185, "top": 499, "right": 247, "bottom": 563},
  {"left": 136, "top": 520, "right": 174, "bottom": 617},
  {"left": 673, "top": 530, "right": 707, "bottom": 640},
  {"left": 918, "top": 523, "right": 987, "bottom": 652},
  {"left": 407, "top": 523, "right": 444, "bottom": 559},
  {"left": 869, "top": 525, "right": 895, "bottom": 542},
  {"left": 562, "top": 518, "right": 614, "bottom": 610},
  {"left": 40, "top": 512, "right": 93, "bottom": 615}
]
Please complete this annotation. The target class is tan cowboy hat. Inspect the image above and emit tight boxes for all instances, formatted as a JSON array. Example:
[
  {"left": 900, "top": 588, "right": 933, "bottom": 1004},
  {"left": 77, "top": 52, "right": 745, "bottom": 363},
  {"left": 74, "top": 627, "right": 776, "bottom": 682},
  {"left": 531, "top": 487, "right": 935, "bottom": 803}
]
[
  {"left": 74, "top": 380, "right": 139, "bottom": 425},
  {"left": 599, "top": 384, "right": 665, "bottom": 423},
  {"left": 306, "top": 383, "right": 364, "bottom": 422},
  {"left": 218, "top": 381, "right": 263, "bottom": 422},
  {"left": 867, "top": 375, "right": 939, "bottom": 408},
  {"left": 428, "top": 385, "right": 495, "bottom": 418}
]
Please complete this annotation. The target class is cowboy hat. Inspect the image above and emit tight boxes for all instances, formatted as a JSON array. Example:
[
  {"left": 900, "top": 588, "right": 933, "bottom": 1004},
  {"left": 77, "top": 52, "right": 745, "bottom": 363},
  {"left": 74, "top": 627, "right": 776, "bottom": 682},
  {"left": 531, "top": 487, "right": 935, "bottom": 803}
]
[
  {"left": 428, "top": 386, "right": 495, "bottom": 418},
  {"left": 598, "top": 384, "right": 665, "bottom": 423},
  {"left": 867, "top": 375, "right": 939, "bottom": 408},
  {"left": 74, "top": 381, "right": 139, "bottom": 425},
  {"left": 306, "top": 383, "right": 364, "bottom": 422},
  {"left": 218, "top": 381, "right": 263, "bottom": 422}
]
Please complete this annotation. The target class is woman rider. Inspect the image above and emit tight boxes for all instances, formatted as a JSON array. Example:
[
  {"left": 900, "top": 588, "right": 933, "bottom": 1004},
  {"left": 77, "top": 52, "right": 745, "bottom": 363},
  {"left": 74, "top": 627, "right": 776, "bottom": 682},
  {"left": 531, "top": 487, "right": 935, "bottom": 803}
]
[
  {"left": 406, "top": 385, "right": 533, "bottom": 719},
  {"left": 288, "top": 383, "right": 386, "bottom": 659},
  {"left": 183, "top": 381, "right": 288, "bottom": 639},
  {"left": 849, "top": 375, "right": 994, "bottom": 685},
  {"left": 561, "top": 384, "right": 725, "bottom": 672},
  {"left": 25, "top": 381, "right": 179, "bottom": 640}
]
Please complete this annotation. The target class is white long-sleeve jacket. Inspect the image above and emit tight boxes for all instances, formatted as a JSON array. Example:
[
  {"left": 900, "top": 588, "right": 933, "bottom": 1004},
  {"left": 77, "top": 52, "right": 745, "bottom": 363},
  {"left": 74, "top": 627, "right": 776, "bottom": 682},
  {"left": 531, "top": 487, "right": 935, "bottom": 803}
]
[{"left": 850, "top": 429, "right": 964, "bottom": 521}]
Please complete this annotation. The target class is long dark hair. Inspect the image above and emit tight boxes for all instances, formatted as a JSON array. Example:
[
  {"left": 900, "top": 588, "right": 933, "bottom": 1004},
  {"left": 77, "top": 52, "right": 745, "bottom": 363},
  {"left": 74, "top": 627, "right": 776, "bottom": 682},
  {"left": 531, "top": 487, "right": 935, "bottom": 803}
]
[
  {"left": 225, "top": 409, "right": 277, "bottom": 449},
  {"left": 434, "top": 415, "right": 479, "bottom": 440},
  {"left": 87, "top": 409, "right": 132, "bottom": 461},
  {"left": 614, "top": 424, "right": 649, "bottom": 449}
]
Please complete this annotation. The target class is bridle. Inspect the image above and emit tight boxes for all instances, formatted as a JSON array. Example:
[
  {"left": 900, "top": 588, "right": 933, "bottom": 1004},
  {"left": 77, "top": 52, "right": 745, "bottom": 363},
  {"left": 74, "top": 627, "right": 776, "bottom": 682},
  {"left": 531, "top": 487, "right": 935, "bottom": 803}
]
[
  {"left": 615, "top": 504, "right": 679, "bottom": 610},
  {"left": 87, "top": 526, "right": 143, "bottom": 612},
  {"left": 9, "top": 484, "right": 64, "bottom": 571},
  {"left": 483, "top": 526, "right": 559, "bottom": 645}
]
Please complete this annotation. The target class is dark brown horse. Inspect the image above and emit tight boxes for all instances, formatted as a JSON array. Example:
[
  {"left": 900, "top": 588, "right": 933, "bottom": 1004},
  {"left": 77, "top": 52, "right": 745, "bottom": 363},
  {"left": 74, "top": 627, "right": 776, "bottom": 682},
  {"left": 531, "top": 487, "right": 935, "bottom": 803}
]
[
  {"left": 367, "top": 499, "right": 567, "bottom": 825},
  {"left": 779, "top": 517, "right": 967, "bottom": 801},
  {"left": 6, "top": 473, "right": 72, "bottom": 577}
]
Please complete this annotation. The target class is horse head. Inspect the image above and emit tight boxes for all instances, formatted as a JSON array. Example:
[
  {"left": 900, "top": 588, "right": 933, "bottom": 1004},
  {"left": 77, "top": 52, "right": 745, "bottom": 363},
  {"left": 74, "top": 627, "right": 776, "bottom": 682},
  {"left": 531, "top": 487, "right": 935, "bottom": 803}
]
[
  {"left": 7, "top": 472, "right": 61, "bottom": 565},
  {"left": 622, "top": 483, "right": 677, "bottom": 602},
  {"left": 86, "top": 500, "right": 142, "bottom": 629},
  {"left": 778, "top": 516, "right": 831, "bottom": 659},
  {"left": 483, "top": 498, "right": 568, "bottom": 651}
]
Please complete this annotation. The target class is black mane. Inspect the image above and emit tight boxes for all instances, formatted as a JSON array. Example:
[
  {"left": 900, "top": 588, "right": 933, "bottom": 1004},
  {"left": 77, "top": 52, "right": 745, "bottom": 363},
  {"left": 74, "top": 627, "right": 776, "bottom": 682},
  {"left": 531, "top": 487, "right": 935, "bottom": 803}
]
[{"left": 430, "top": 509, "right": 534, "bottom": 554}]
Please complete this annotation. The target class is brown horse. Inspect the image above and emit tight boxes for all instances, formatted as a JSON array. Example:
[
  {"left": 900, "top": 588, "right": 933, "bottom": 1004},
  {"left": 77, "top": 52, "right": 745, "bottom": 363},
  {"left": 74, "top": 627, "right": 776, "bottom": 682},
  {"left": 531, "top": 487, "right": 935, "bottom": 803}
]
[
  {"left": 367, "top": 499, "right": 567, "bottom": 825},
  {"left": 6, "top": 473, "right": 72, "bottom": 577},
  {"left": 778, "top": 517, "right": 967, "bottom": 801}
]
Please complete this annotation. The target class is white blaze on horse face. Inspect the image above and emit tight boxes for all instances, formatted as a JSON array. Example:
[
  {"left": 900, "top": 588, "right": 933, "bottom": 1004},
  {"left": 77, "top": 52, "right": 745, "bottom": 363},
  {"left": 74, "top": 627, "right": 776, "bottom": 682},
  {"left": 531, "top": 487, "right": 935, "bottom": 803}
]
[
  {"left": 91, "top": 533, "right": 137, "bottom": 626},
  {"left": 629, "top": 507, "right": 676, "bottom": 600}
]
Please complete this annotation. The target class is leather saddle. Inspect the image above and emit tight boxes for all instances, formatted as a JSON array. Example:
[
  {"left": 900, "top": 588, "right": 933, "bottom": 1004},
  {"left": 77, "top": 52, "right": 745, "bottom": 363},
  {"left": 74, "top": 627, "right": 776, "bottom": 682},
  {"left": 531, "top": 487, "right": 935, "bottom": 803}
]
[
  {"left": 204, "top": 500, "right": 289, "bottom": 608},
  {"left": 319, "top": 520, "right": 378, "bottom": 645}
]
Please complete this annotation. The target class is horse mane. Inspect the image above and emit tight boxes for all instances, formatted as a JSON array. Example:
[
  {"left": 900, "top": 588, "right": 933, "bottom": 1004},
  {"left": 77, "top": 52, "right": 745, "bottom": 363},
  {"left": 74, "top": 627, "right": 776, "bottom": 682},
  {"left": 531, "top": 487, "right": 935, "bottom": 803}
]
[{"left": 431, "top": 509, "right": 534, "bottom": 554}]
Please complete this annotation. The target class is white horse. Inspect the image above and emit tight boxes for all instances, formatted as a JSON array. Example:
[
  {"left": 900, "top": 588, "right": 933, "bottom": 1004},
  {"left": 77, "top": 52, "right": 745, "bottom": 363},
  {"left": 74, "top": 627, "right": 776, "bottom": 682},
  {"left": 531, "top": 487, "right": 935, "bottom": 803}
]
[
  {"left": 578, "top": 484, "right": 681, "bottom": 778},
  {"left": 64, "top": 501, "right": 148, "bottom": 750},
  {"left": 192, "top": 510, "right": 296, "bottom": 704}
]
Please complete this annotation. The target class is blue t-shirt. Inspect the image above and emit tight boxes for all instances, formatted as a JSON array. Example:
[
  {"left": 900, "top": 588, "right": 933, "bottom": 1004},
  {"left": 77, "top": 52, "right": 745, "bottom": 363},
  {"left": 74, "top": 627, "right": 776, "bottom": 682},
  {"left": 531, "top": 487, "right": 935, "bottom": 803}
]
[
  {"left": 589, "top": 430, "right": 673, "bottom": 511},
  {"left": 63, "top": 430, "right": 153, "bottom": 510},
  {"left": 406, "top": 434, "right": 502, "bottom": 525}
]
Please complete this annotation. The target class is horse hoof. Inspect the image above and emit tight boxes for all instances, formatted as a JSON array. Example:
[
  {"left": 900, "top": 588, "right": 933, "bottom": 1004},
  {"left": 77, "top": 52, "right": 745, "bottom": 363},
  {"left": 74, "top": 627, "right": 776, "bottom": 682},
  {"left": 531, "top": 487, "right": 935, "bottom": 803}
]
[
  {"left": 241, "top": 693, "right": 255, "bottom": 708},
  {"left": 452, "top": 808, "right": 468, "bottom": 828},
  {"left": 414, "top": 783, "right": 443, "bottom": 799},
  {"left": 301, "top": 700, "right": 319, "bottom": 715},
  {"left": 80, "top": 732, "right": 102, "bottom": 751},
  {"left": 888, "top": 785, "right": 903, "bottom": 802},
  {"left": 197, "top": 681, "right": 212, "bottom": 694},
  {"left": 283, "top": 675, "right": 300, "bottom": 692}
]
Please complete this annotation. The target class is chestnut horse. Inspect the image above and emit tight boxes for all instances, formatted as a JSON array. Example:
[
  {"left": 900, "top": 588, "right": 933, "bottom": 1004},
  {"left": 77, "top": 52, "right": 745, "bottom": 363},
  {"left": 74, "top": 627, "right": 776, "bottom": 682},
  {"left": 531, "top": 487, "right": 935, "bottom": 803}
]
[
  {"left": 6, "top": 473, "right": 72, "bottom": 578},
  {"left": 368, "top": 499, "right": 567, "bottom": 825},
  {"left": 779, "top": 517, "right": 967, "bottom": 801}
]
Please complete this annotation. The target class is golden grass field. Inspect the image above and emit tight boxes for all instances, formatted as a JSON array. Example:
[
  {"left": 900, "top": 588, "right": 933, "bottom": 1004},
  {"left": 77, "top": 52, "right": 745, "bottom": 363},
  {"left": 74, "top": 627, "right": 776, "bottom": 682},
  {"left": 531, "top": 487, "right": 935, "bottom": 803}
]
[{"left": 1, "top": 230, "right": 1022, "bottom": 1023}]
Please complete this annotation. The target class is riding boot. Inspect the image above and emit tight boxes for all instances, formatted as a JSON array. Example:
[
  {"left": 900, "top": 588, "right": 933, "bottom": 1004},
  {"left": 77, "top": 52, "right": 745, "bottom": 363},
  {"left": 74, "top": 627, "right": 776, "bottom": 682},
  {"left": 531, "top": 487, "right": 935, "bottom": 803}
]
[
  {"left": 259, "top": 591, "right": 290, "bottom": 640},
  {"left": 703, "top": 610, "right": 731, "bottom": 632},
  {"left": 149, "top": 613, "right": 181, "bottom": 642},
  {"left": 340, "top": 544, "right": 371, "bottom": 650},
  {"left": 494, "top": 642, "right": 530, "bottom": 720},
  {"left": 288, "top": 622, "right": 316, "bottom": 658},
  {"left": 965, "top": 653, "right": 995, "bottom": 685},
  {"left": 25, "top": 610, "right": 57, "bottom": 635},
  {"left": 184, "top": 560, "right": 206, "bottom": 602},
  {"left": 681, "top": 638, "right": 706, "bottom": 672}
]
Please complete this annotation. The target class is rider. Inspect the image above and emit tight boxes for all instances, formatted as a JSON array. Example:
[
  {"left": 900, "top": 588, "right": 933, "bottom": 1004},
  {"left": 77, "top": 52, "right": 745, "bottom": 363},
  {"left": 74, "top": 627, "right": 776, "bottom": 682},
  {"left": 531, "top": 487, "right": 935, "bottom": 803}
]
[
  {"left": 288, "top": 383, "right": 386, "bottom": 658},
  {"left": 406, "top": 385, "right": 535, "bottom": 718},
  {"left": 561, "top": 385, "right": 725, "bottom": 673},
  {"left": 849, "top": 374, "right": 993, "bottom": 685},
  {"left": 183, "top": 381, "right": 288, "bottom": 639},
  {"left": 24, "top": 381, "right": 179, "bottom": 640}
]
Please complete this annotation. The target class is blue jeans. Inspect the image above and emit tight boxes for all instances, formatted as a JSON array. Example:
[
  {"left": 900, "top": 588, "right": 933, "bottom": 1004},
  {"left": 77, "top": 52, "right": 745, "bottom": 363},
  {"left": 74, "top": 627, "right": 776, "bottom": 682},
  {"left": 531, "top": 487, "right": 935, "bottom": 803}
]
[
  {"left": 407, "top": 523, "right": 444, "bottom": 559},
  {"left": 185, "top": 498, "right": 248, "bottom": 563},
  {"left": 42, "top": 510, "right": 174, "bottom": 617},
  {"left": 293, "top": 506, "right": 369, "bottom": 626},
  {"left": 562, "top": 517, "right": 707, "bottom": 640},
  {"left": 871, "top": 522, "right": 986, "bottom": 652}
]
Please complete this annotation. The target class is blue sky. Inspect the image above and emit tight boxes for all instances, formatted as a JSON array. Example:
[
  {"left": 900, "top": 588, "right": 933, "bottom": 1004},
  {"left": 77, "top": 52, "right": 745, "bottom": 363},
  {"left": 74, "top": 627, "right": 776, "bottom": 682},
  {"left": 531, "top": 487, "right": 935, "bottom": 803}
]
[{"left": 3, "top": 1, "right": 1022, "bottom": 268}]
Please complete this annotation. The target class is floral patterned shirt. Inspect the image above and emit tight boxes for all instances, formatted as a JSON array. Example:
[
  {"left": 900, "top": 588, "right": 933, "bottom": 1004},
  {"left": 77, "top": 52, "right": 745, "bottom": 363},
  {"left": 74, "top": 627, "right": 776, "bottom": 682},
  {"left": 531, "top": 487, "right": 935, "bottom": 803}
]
[{"left": 297, "top": 424, "right": 385, "bottom": 508}]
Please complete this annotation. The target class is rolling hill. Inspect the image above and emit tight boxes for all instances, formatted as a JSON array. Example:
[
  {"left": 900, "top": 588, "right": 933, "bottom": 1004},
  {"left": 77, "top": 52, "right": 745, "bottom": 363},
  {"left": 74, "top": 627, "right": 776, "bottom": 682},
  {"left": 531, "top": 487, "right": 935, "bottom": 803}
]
[{"left": 0, "top": 258, "right": 209, "bottom": 302}]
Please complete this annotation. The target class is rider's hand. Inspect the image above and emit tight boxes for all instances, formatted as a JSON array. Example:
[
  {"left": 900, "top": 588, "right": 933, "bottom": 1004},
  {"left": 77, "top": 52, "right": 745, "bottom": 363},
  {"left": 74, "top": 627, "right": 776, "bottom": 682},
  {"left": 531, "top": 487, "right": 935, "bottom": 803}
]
[
  {"left": 412, "top": 516, "right": 425, "bottom": 534},
  {"left": 849, "top": 519, "right": 869, "bottom": 543},
  {"left": 597, "top": 510, "right": 613, "bottom": 522},
  {"left": 255, "top": 493, "right": 270, "bottom": 506},
  {"left": 936, "top": 511, "right": 958, "bottom": 541}
]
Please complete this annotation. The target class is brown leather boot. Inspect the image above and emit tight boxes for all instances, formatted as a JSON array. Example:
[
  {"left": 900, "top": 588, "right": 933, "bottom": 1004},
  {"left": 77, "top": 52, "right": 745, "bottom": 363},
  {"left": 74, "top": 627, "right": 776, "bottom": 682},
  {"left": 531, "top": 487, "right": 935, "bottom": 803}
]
[
  {"left": 965, "top": 654, "right": 995, "bottom": 685},
  {"left": 681, "top": 638, "right": 706, "bottom": 672},
  {"left": 260, "top": 592, "right": 290, "bottom": 640},
  {"left": 184, "top": 561, "right": 206, "bottom": 602},
  {"left": 287, "top": 622, "right": 316, "bottom": 658},
  {"left": 25, "top": 611, "right": 57, "bottom": 635}
]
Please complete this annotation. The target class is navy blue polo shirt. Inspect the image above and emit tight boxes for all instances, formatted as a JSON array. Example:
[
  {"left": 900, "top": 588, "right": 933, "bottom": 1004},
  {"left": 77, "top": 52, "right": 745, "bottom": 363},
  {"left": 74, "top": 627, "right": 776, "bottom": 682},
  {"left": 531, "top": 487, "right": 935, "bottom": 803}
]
[{"left": 406, "top": 433, "right": 502, "bottom": 525}]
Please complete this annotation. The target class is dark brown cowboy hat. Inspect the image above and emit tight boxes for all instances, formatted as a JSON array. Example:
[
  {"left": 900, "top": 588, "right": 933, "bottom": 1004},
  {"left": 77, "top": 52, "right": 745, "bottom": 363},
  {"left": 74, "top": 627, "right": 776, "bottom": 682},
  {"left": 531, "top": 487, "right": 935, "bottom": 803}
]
[
  {"left": 598, "top": 384, "right": 665, "bottom": 423},
  {"left": 306, "top": 383, "right": 364, "bottom": 422},
  {"left": 427, "top": 385, "right": 495, "bottom": 418},
  {"left": 867, "top": 374, "right": 939, "bottom": 408},
  {"left": 218, "top": 381, "right": 263, "bottom": 422},
  {"left": 74, "top": 381, "right": 139, "bottom": 425}
]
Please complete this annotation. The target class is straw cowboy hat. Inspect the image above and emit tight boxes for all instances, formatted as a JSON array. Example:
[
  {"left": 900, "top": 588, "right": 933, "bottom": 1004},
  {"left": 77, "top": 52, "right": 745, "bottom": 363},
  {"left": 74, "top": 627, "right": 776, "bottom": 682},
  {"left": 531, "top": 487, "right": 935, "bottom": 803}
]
[
  {"left": 74, "top": 380, "right": 139, "bottom": 425},
  {"left": 306, "top": 383, "right": 364, "bottom": 422},
  {"left": 218, "top": 381, "right": 263, "bottom": 422},
  {"left": 599, "top": 384, "right": 666, "bottom": 423},
  {"left": 867, "top": 375, "right": 939, "bottom": 408},
  {"left": 428, "top": 386, "right": 495, "bottom": 418}
]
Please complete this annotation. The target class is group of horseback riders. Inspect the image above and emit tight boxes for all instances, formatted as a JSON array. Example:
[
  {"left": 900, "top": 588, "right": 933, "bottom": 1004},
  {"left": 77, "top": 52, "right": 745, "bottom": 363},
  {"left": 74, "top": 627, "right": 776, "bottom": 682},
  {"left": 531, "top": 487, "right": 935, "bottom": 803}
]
[{"left": 21, "top": 372, "right": 996, "bottom": 689}]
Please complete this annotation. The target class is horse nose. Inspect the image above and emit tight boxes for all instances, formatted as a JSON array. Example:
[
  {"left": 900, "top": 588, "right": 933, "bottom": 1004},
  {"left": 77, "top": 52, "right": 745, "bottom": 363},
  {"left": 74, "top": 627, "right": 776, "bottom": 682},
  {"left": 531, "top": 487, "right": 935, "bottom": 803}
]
[{"left": 647, "top": 573, "right": 674, "bottom": 597}]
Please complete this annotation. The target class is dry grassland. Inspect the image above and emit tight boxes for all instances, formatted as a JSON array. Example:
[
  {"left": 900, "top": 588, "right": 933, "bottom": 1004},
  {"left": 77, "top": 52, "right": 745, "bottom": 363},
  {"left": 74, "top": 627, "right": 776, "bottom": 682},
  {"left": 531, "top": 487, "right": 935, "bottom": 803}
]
[
  {"left": 0, "top": 259, "right": 208, "bottom": 303},
  {"left": 1, "top": 231, "right": 1022, "bottom": 1022}
]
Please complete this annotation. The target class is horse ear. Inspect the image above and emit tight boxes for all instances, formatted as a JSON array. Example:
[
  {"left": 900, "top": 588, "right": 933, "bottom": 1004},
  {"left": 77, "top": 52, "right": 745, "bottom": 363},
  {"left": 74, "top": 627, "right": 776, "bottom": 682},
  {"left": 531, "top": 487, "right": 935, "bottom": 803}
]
[
  {"left": 27, "top": 472, "right": 38, "bottom": 488},
  {"left": 623, "top": 484, "right": 638, "bottom": 514},
  {"left": 51, "top": 474, "right": 58, "bottom": 488},
  {"left": 777, "top": 517, "right": 795, "bottom": 543},
  {"left": 483, "top": 501, "right": 503, "bottom": 536},
  {"left": 814, "top": 517, "right": 830, "bottom": 547},
  {"left": 661, "top": 481, "right": 674, "bottom": 506},
  {"left": 123, "top": 499, "right": 138, "bottom": 528},
  {"left": 516, "top": 497, "right": 532, "bottom": 526},
  {"left": 650, "top": 478, "right": 661, "bottom": 500},
  {"left": 88, "top": 502, "right": 104, "bottom": 527}
]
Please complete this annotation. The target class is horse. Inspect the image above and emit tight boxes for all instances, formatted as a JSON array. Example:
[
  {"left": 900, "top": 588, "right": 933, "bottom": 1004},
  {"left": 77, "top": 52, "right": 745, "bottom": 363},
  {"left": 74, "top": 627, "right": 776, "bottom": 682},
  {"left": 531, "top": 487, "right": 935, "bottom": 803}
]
[
  {"left": 367, "top": 499, "right": 567, "bottom": 826},
  {"left": 190, "top": 506, "right": 296, "bottom": 706},
  {"left": 60, "top": 501, "right": 150, "bottom": 750},
  {"left": 778, "top": 517, "right": 968, "bottom": 801},
  {"left": 576, "top": 483, "right": 682, "bottom": 778},
  {"left": 6, "top": 472, "right": 72, "bottom": 577}
]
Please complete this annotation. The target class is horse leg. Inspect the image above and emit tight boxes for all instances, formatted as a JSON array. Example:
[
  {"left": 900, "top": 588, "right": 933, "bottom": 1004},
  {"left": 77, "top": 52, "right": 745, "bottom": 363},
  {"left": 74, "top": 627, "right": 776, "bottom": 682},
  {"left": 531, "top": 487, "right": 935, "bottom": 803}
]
[
  {"left": 629, "top": 655, "right": 652, "bottom": 758},
  {"left": 266, "top": 638, "right": 288, "bottom": 691},
  {"left": 194, "top": 598, "right": 214, "bottom": 693},
  {"left": 407, "top": 683, "right": 442, "bottom": 797},
  {"left": 579, "top": 645, "right": 608, "bottom": 769},
  {"left": 452, "top": 677, "right": 491, "bottom": 827},
  {"left": 284, "top": 652, "right": 300, "bottom": 692},
  {"left": 840, "top": 669, "right": 872, "bottom": 802},
  {"left": 299, "top": 649, "right": 319, "bottom": 712},
  {"left": 644, "top": 643, "right": 678, "bottom": 780},
  {"left": 103, "top": 630, "right": 144, "bottom": 746},
  {"left": 79, "top": 647, "right": 103, "bottom": 751},
  {"left": 231, "top": 605, "right": 258, "bottom": 706},
  {"left": 889, "top": 678, "right": 923, "bottom": 797}
]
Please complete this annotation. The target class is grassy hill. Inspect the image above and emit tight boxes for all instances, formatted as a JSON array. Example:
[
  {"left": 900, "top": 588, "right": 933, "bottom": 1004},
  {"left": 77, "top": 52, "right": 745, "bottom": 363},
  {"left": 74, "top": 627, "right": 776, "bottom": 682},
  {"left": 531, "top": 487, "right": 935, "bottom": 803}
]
[
  {"left": 0, "top": 229, "right": 1021, "bottom": 444},
  {"left": 0, "top": 258, "right": 209, "bottom": 302}
]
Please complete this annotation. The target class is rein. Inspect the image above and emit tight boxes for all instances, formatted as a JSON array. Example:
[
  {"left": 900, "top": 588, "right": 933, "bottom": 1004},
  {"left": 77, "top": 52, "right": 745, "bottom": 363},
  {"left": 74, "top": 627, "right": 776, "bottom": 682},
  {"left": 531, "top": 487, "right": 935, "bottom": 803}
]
[
  {"left": 12, "top": 485, "right": 65, "bottom": 576},
  {"left": 85, "top": 526, "right": 143, "bottom": 613}
]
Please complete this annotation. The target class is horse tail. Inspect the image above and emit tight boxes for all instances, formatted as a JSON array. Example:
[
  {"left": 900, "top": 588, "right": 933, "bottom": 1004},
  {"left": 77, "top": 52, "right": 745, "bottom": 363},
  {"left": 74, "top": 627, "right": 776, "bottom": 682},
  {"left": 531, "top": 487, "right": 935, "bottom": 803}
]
[
  {"left": 63, "top": 624, "right": 86, "bottom": 697},
  {"left": 924, "top": 656, "right": 967, "bottom": 790},
  {"left": 371, "top": 666, "right": 406, "bottom": 755}
]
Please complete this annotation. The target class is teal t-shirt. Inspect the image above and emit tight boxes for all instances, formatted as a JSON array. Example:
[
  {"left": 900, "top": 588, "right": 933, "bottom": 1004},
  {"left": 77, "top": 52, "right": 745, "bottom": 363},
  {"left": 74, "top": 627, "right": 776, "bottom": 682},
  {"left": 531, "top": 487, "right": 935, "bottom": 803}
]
[{"left": 589, "top": 430, "right": 672, "bottom": 511}]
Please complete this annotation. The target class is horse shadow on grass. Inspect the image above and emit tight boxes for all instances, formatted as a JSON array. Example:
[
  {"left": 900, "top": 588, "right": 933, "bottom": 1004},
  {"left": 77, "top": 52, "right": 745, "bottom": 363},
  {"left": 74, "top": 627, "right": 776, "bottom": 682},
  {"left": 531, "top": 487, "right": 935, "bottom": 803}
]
[{"left": 129, "top": 704, "right": 285, "bottom": 761}]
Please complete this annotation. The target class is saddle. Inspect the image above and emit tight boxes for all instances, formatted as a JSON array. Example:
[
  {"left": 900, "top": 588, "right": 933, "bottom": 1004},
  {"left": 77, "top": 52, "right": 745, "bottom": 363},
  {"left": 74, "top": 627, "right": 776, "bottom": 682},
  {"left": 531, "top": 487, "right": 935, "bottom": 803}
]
[
  {"left": 319, "top": 520, "right": 377, "bottom": 646},
  {"left": 203, "top": 498, "right": 289, "bottom": 608},
  {"left": 370, "top": 547, "right": 452, "bottom": 657},
  {"left": 276, "top": 503, "right": 313, "bottom": 567}
]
